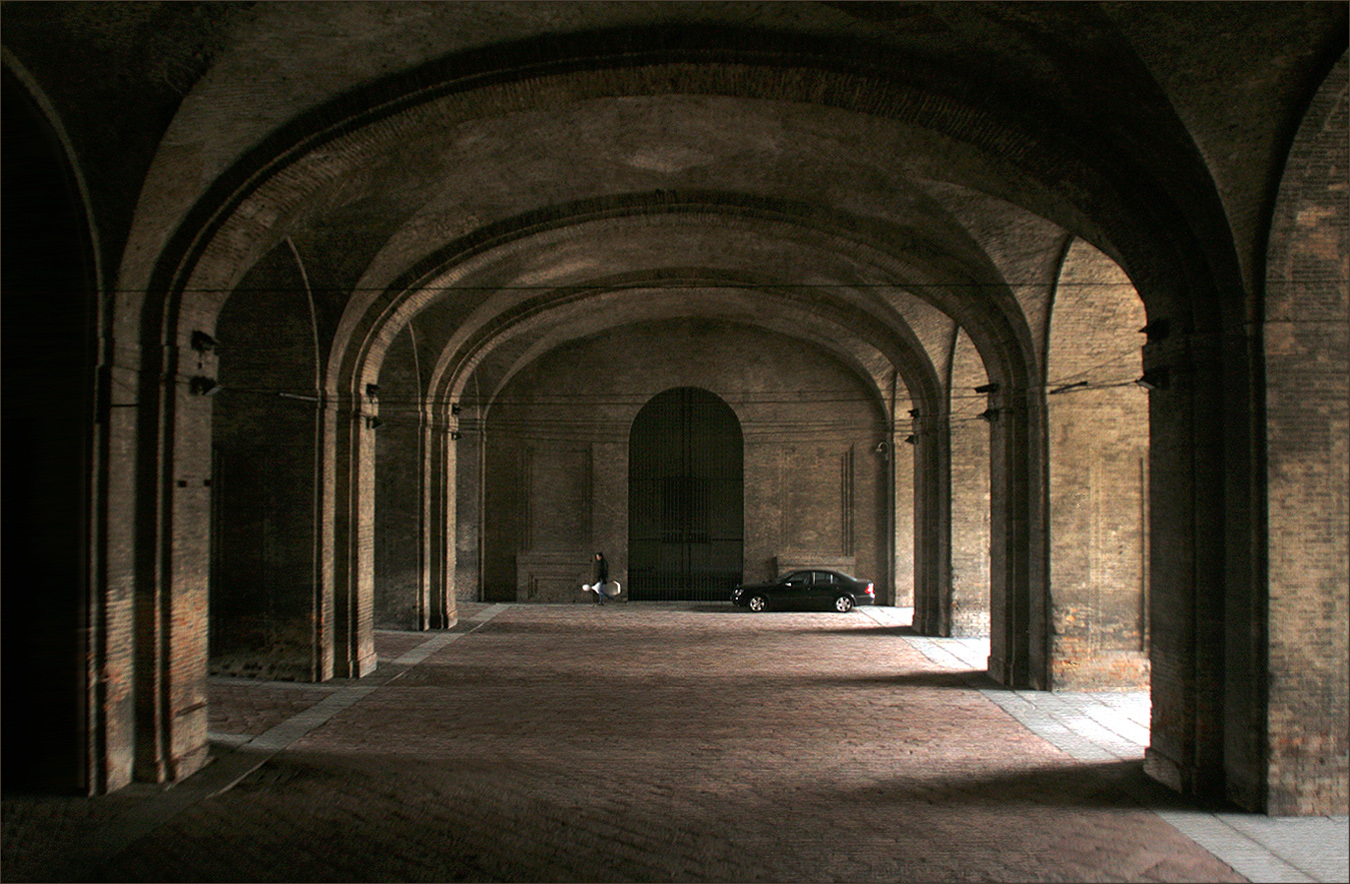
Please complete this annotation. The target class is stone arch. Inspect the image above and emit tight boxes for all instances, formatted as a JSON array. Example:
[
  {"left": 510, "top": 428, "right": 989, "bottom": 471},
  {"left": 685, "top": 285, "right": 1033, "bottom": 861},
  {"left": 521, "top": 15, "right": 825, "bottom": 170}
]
[
  {"left": 351, "top": 194, "right": 1024, "bottom": 402},
  {"left": 363, "top": 205, "right": 963, "bottom": 616},
  {"left": 344, "top": 199, "right": 989, "bottom": 641},
  {"left": 121, "top": 22, "right": 1234, "bottom": 315},
  {"left": 443, "top": 282, "right": 927, "bottom": 608}
]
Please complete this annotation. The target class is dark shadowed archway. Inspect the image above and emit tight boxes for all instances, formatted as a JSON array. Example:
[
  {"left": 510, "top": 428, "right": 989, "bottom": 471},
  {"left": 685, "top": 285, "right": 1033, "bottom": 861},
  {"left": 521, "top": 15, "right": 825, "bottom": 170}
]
[
  {"left": 1, "top": 68, "right": 100, "bottom": 795},
  {"left": 629, "top": 387, "right": 743, "bottom": 601}
]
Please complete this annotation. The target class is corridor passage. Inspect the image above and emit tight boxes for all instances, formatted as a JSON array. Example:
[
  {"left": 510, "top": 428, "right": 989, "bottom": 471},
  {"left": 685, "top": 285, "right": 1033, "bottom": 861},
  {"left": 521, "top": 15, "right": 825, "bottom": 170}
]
[{"left": 7, "top": 603, "right": 1249, "bottom": 882}]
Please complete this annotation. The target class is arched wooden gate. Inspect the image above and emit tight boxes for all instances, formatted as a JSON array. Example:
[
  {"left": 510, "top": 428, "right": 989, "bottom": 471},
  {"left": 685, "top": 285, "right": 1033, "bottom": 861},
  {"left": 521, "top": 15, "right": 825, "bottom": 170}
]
[{"left": 628, "top": 387, "right": 743, "bottom": 601}]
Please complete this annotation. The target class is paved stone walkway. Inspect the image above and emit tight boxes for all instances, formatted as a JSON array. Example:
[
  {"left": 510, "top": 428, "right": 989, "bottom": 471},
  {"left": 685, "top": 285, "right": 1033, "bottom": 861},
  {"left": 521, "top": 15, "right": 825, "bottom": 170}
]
[
  {"left": 874, "top": 608, "right": 1349, "bottom": 884},
  {"left": 3, "top": 602, "right": 1345, "bottom": 882}
]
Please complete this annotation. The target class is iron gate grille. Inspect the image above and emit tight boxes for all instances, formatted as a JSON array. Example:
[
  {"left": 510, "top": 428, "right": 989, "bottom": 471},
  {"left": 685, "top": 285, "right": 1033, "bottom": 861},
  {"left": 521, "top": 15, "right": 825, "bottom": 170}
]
[{"left": 628, "top": 387, "right": 743, "bottom": 601}]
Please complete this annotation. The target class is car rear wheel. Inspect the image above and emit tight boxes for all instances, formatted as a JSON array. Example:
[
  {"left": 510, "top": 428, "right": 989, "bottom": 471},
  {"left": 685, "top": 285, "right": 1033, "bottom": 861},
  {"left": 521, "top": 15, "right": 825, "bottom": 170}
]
[
  {"left": 833, "top": 595, "right": 854, "bottom": 613},
  {"left": 748, "top": 595, "right": 768, "bottom": 613}
]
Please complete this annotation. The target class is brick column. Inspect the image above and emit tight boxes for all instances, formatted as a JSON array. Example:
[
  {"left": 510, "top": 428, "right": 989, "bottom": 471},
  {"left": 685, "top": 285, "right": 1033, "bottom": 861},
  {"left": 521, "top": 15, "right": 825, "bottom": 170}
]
[
  {"left": 327, "top": 392, "right": 376, "bottom": 679},
  {"left": 1259, "top": 54, "right": 1348, "bottom": 815},
  {"left": 134, "top": 340, "right": 212, "bottom": 783},
  {"left": 911, "top": 408, "right": 951, "bottom": 636},
  {"left": 986, "top": 385, "right": 1045, "bottom": 689},
  {"left": 424, "top": 413, "right": 457, "bottom": 629},
  {"left": 99, "top": 352, "right": 140, "bottom": 792},
  {"left": 1142, "top": 329, "right": 1226, "bottom": 799}
]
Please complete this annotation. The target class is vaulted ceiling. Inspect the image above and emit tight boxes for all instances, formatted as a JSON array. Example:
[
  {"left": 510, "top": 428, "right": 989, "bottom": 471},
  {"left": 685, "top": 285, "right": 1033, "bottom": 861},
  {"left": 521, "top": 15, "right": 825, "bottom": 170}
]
[{"left": 4, "top": 1, "right": 1345, "bottom": 407}]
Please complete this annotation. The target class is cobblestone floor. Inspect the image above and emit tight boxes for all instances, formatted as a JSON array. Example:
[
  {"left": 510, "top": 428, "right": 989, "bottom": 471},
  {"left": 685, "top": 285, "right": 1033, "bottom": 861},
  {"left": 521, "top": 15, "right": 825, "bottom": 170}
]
[{"left": 2, "top": 602, "right": 1342, "bottom": 882}]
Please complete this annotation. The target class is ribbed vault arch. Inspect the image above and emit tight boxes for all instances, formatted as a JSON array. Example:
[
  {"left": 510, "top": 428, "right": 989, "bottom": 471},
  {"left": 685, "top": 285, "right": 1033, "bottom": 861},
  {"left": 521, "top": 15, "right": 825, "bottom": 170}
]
[
  {"left": 102, "top": 15, "right": 1266, "bottom": 798},
  {"left": 350, "top": 200, "right": 1028, "bottom": 412},
  {"left": 137, "top": 26, "right": 1243, "bottom": 369},
  {"left": 7, "top": 1, "right": 1342, "bottom": 813}
]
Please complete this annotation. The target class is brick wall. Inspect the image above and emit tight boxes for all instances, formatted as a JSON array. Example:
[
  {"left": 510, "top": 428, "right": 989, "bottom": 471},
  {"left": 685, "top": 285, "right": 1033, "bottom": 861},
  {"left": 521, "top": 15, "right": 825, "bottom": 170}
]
[
  {"left": 1262, "top": 55, "right": 1348, "bottom": 816},
  {"left": 211, "top": 245, "right": 323, "bottom": 681},
  {"left": 948, "top": 328, "right": 991, "bottom": 638},
  {"left": 476, "top": 319, "right": 889, "bottom": 601},
  {"left": 1045, "top": 239, "right": 1149, "bottom": 690},
  {"left": 891, "top": 416, "right": 915, "bottom": 608},
  {"left": 375, "top": 325, "right": 426, "bottom": 627}
]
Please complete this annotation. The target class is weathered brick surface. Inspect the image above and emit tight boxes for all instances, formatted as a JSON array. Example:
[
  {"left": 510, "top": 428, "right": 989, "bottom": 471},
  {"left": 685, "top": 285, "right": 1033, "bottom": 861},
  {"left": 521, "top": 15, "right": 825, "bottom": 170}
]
[
  {"left": 10, "top": 605, "right": 1245, "bottom": 883},
  {"left": 948, "top": 327, "right": 991, "bottom": 638},
  {"left": 1262, "top": 54, "right": 1349, "bottom": 816},
  {"left": 375, "top": 323, "right": 428, "bottom": 628},
  {"left": 1045, "top": 239, "right": 1149, "bottom": 690},
  {"left": 212, "top": 243, "right": 325, "bottom": 680},
  {"left": 2, "top": 1, "right": 1345, "bottom": 820},
  {"left": 480, "top": 320, "right": 889, "bottom": 602},
  {"left": 207, "top": 682, "right": 334, "bottom": 737}
]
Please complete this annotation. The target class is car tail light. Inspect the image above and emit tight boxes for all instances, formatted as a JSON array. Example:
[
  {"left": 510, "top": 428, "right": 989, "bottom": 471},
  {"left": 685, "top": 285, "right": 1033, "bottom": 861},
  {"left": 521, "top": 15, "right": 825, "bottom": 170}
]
[{"left": 865, "top": 583, "right": 874, "bottom": 596}]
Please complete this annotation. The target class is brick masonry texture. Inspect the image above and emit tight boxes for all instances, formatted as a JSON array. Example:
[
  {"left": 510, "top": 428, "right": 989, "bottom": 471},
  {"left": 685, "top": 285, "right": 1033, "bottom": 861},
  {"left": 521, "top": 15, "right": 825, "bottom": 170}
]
[
  {"left": 5, "top": 605, "right": 1246, "bottom": 883},
  {"left": 1261, "top": 54, "right": 1349, "bottom": 816},
  {"left": 212, "top": 245, "right": 325, "bottom": 679},
  {"left": 948, "top": 328, "right": 991, "bottom": 639},
  {"left": 2, "top": 3, "right": 1346, "bottom": 820},
  {"left": 1045, "top": 239, "right": 1149, "bottom": 690},
  {"left": 478, "top": 320, "right": 888, "bottom": 602}
]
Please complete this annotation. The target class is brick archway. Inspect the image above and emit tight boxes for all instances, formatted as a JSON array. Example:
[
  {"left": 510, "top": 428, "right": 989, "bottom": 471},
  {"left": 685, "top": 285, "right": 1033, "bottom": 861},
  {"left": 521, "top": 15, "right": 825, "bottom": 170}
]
[{"left": 19, "top": 7, "right": 1338, "bottom": 812}]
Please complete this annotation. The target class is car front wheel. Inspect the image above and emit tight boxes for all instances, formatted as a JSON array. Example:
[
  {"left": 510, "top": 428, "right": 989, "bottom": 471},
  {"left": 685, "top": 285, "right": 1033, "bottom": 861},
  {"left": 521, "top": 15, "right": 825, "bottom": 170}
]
[
  {"left": 833, "top": 595, "right": 854, "bottom": 613},
  {"left": 748, "top": 595, "right": 768, "bottom": 613}
]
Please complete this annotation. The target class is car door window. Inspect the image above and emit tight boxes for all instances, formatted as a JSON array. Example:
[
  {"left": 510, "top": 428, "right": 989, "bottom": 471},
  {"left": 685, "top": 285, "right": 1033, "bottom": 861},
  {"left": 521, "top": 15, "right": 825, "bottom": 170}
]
[{"left": 779, "top": 571, "right": 809, "bottom": 603}]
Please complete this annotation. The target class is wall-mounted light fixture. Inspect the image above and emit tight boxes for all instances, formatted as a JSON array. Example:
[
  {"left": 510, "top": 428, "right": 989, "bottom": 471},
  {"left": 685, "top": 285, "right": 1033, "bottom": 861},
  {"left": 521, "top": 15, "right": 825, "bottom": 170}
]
[
  {"left": 977, "top": 408, "right": 999, "bottom": 423},
  {"left": 365, "top": 383, "right": 379, "bottom": 399},
  {"left": 451, "top": 403, "right": 462, "bottom": 415},
  {"left": 974, "top": 382, "right": 1000, "bottom": 394},
  {"left": 1135, "top": 367, "right": 1170, "bottom": 391},
  {"left": 903, "top": 434, "right": 917, "bottom": 445},
  {"left": 189, "top": 377, "right": 220, "bottom": 396},
  {"left": 450, "top": 430, "right": 462, "bottom": 441},
  {"left": 908, "top": 408, "right": 921, "bottom": 418},
  {"left": 190, "top": 331, "right": 217, "bottom": 352},
  {"left": 366, "top": 416, "right": 383, "bottom": 430}
]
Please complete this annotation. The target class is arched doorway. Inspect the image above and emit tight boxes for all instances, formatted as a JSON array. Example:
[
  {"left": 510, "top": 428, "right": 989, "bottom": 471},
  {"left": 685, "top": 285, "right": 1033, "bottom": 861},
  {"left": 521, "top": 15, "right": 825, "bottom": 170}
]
[
  {"left": 629, "top": 387, "right": 743, "bottom": 601},
  {"left": 2, "top": 69, "right": 99, "bottom": 793}
]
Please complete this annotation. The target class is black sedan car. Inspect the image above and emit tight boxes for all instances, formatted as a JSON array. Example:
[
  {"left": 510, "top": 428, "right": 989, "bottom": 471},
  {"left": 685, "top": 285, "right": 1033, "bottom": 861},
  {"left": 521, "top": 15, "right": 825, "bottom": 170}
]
[{"left": 732, "top": 569, "right": 875, "bottom": 613}]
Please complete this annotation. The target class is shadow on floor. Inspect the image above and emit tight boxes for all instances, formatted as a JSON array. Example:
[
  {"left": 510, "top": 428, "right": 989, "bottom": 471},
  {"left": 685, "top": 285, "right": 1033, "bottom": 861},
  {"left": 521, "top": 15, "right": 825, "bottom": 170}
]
[{"left": 834, "top": 758, "right": 1247, "bottom": 814}]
